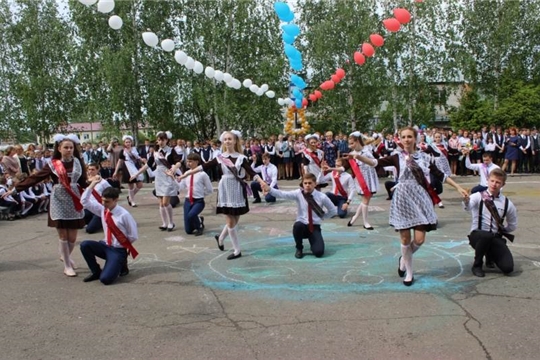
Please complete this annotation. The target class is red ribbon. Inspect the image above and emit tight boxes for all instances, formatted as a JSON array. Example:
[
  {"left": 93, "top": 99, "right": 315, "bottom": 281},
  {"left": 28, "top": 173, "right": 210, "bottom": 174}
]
[
  {"left": 332, "top": 171, "right": 348, "bottom": 197},
  {"left": 348, "top": 159, "right": 372, "bottom": 199},
  {"left": 105, "top": 211, "right": 139, "bottom": 259},
  {"left": 92, "top": 189, "right": 102, "bottom": 204},
  {"left": 303, "top": 149, "right": 321, "bottom": 168},
  {"left": 51, "top": 159, "right": 83, "bottom": 212}
]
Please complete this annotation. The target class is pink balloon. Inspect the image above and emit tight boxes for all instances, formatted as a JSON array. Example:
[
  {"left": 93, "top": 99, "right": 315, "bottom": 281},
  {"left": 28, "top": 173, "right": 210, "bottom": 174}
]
[
  {"left": 383, "top": 18, "right": 401, "bottom": 32},
  {"left": 335, "top": 68, "right": 346, "bottom": 79},
  {"left": 308, "top": 94, "right": 317, "bottom": 102},
  {"left": 354, "top": 51, "right": 365, "bottom": 65},
  {"left": 314, "top": 90, "right": 322, "bottom": 99},
  {"left": 331, "top": 74, "right": 341, "bottom": 84},
  {"left": 393, "top": 8, "right": 411, "bottom": 24},
  {"left": 369, "top": 34, "right": 385, "bottom": 47},
  {"left": 302, "top": 98, "right": 308, "bottom": 107},
  {"left": 320, "top": 81, "right": 335, "bottom": 91},
  {"left": 362, "top": 43, "right": 375, "bottom": 58}
]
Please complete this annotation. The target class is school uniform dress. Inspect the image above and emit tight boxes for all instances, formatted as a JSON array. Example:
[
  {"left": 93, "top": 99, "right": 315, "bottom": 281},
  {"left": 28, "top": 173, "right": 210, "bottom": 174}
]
[
  {"left": 375, "top": 152, "right": 445, "bottom": 231},
  {"left": 147, "top": 147, "right": 182, "bottom": 197},
  {"left": 119, "top": 148, "right": 143, "bottom": 184},
  {"left": 250, "top": 162, "right": 279, "bottom": 202},
  {"left": 302, "top": 149, "right": 324, "bottom": 179},
  {"left": 80, "top": 188, "right": 138, "bottom": 285},
  {"left": 178, "top": 171, "right": 213, "bottom": 234},
  {"left": 430, "top": 143, "right": 452, "bottom": 176},
  {"left": 349, "top": 148, "right": 379, "bottom": 194},
  {"left": 201, "top": 152, "right": 259, "bottom": 216},
  {"left": 16, "top": 158, "right": 87, "bottom": 229}
]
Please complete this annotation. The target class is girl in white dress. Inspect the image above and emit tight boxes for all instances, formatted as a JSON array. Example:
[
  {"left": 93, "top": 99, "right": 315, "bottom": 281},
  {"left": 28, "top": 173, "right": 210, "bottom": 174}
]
[{"left": 113, "top": 135, "right": 143, "bottom": 207}]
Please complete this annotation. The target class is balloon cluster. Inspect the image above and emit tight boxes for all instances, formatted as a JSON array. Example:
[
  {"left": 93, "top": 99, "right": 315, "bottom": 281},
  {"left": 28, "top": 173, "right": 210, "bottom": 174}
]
[
  {"left": 274, "top": 2, "right": 307, "bottom": 109},
  {"left": 77, "top": 0, "right": 275, "bottom": 99}
]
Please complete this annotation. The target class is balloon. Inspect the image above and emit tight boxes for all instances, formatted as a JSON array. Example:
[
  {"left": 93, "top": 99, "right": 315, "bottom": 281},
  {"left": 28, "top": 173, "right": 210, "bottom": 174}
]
[
  {"left": 369, "top": 34, "right": 384, "bottom": 47},
  {"left": 204, "top": 67, "right": 215, "bottom": 78},
  {"left": 393, "top": 8, "right": 412, "bottom": 24},
  {"left": 383, "top": 18, "right": 401, "bottom": 32},
  {"left": 232, "top": 79, "right": 242, "bottom": 89},
  {"left": 256, "top": 88, "right": 265, "bottom": 96},
  {"left": 292, "top": 88, "right": 303, "bottom": 99},
  {"left": 284, "top": 44, "right": 301, "bottom": 61},
  {"left": 354, "top": 51, "right": 365, "bottom": 65},
  {"left": 193, "top": 61, "right": 204, "bottom": 74},
  {"left": 302, "top": 98, "right": 308, "bottom": 108},
  {"left": 320, "top": 81, "right": 335, "bottom": 91},
  {"left": 249, "top": 84, "right": 259, "bottom": 93},
  {"left": 308, "top": 94, "right": 317, "bottom": 102},
  {"left": 314, "top": 90, "right": 322, "bottom": 99},
  {"left": 335, "top": 68, "right": 346, "bottom": 79},
  {"left": 282, "top": 33, "right": 296, "bottom": 45},
  {"left": 226, "top": 80, "right": 236, "bottom": 88},
  {"left": 260, "top": 84, "right": 269, "bottom": 93},
  {"left": 160, "top": 39, "right": 175, "bottom": 52},
  {"left": 273, "top": 2, "right": 294, "bottom": 22},
  {"left": 142, "top": 32, "right": 159, "bottom": 47},
  {"left": 331, "top": 74, "right": 341, "bottom": 84},
  {"left": 362, "top": 43, "right": 375, "bottom": 57},
  {"left": 174, "top": 50, "right": 188, "bottom": 65},
  {"left": 79, "top": 0, "right": 97, "bottom": 5},
  {"left": 290, "top": 74, "right": 306, "bottom": 89},
  {"left": 184, "top": 57, "right": 195, "bottom": 70},
  {"left": 281, "top": 23, "right": 301, "bottom": 37},
  {"left": 223, "top": 72, "right": 233, "bottom": 83},
  {"left": 295, "top": 98, "right": 303, "bottom": 108},
  {"left": 97, "top": 0, "right": 114, "bottom": 13},
  {"left": 277, "top": 98, "right": 285, "bottom": 106},
  {"left": 214, "top": 70, "right": 224, "bottom": 81},
  {"left": 265, "top": 91, "right": 275, "bottom": 98},
  {"left": 242, "top": 79, "right": 252, "bottom": 88},
  {"left": 284, "top": 98, "right": 293, "bottom": 105},
  {"left": 290, "top": 61, "right": 303, "bottom": 71},
  {"left": 108, "top": 15, "right": 123, "bottom": 30}
]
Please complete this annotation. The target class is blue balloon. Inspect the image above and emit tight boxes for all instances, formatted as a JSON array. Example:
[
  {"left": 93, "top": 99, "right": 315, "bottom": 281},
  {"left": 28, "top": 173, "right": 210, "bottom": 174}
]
[
  {"left": 282, "top": 33, "right": 295, "bottom": 45},
  {"left": 290, "top": 62, "right": 303, "bottom": 71},
  {"left": 274, "top": 2, "right": 293, "bottom": 22},
  {"left": 292, "top": 88, "right": 303, "bottom": 99},
  {"left": 290, "top": 74, "right": 306, "bottom": 89},
  {"left": 282, "top": 23, "right": 301, "bottom": 37},
  {"left": 284, "top": 44, "right": 301, "bottom": 61},
  {"left": 295, "top": 99, "right": 303, "bottom": 108}
]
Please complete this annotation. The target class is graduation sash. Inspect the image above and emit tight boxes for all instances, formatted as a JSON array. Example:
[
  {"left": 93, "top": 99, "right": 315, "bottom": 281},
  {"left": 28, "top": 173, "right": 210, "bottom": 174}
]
[
  {"left": 348, "top": 159, "right": 372, "bottom": 199},
  {"left": 104, "top": 210, "right": 139, "bottom": 258},
  {"left": 404, "top": 153, "right": 441, "bottom": 205},
  {"left": 333, "top": 171, "right": 348, "bottom": 197},
  {"left": 51, "top": 159, "right": 83, "bottom": 212},
  {"left": 303, "top": 149, "right": 322, "bottom": 168},
  {"left": 217, "top": 154, "right": 253, "bottom": 196}
]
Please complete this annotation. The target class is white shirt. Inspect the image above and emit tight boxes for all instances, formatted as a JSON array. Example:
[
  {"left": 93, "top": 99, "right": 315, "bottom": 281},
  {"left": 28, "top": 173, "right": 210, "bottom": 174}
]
[
  {"left": 317, "top": 170, "right": 355, "bottom": 202},
  {"left": 268, "top": 188, "right": 337, "bottom": 225},
  {"left": 81, "top": 188, "right": 138, "bottom": 248},
  {"left": 178, "top": 171, "right": 213, "bottom": 200},
  {"left": 463, "top": 191, "right": 517, "bottom": 233},
  {"left": 251, "top": 162, "right": 278, "bottom": 188},
  {"left": 465, "top": 158, "right": 500, "bottom": 187}
]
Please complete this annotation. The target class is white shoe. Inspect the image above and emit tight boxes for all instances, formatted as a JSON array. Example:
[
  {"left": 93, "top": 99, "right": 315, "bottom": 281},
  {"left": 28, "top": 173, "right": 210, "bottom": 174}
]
[{"left": 64, "top": 267, "right": 77, "bottom": 277}]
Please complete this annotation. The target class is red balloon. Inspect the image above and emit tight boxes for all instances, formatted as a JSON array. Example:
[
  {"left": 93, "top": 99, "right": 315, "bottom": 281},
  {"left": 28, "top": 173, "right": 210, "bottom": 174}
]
[
  {"left": 308, "top": 94, "right": 317, "bottom": 102},
  {"left": 369, "top": 34, "right": 385, "bottom": 47},
  {"left": 335, "top": 68, "right": 346, "bottom": 79},
  {"left": 393, "top": 8, "right": 411, "bottom": 24},
  {"left": 353, "top": 51, "right": 365, "bottom": 65},
  {"left": 331, "top": 74, "right": 341, "bottom": 83},
  {"left": 320, "top": 81, "right": 335, "bottom": 91},
  {"left": 383, "top": 18, "right": 401, "bottom": 32},
  {"left": 362, "top": 43, "right": 375, "bottom": 57},
  {"left": 314, "top": 90, "right": 322, "bottom": 99},
  {"left": 302, "top": 98, "right": 308, "bottom": 107}
]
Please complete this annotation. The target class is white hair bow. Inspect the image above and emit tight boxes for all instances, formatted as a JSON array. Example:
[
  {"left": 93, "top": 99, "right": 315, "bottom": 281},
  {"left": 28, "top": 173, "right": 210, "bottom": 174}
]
[
  {"left": 349, "top": 131, "right": 362, "bottom": 138},
  {"left": 219, "top": 130, "right": 242, "bottom": 143},
  {"left": 52, "top": 133, "right": 80, "bottom": 144},
  {"left": 122, "top": 135, "right": 134, "bottom": 142},
  {"left": 156, "top": 131, "right": 173, "bottom": 140},
  {"left": 305, "top": 133, "right": 319, "bottom": 141}
]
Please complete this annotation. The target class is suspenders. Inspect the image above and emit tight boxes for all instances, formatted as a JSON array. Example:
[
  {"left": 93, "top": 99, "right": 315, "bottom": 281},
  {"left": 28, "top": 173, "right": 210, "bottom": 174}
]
[{"left": 477, "top": 197, "right": 509, "bottom": 231}]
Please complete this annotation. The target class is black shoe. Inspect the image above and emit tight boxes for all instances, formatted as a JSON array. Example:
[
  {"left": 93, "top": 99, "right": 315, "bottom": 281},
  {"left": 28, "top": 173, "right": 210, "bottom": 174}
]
[
  {"left": 398, "top": 256, "right": 405, "bottom": 278},
  {"left": 83, "top": 272, "right": 101, "bottom": 283},
  {"left": 200, "top": 216, "right": 205, "bottom": 229},
  {"left": 403, "top": 277, "right": 414, "bottom": 286},
  {"left": 214, "top": 235, "right": 225, "bottom": 251},
  {"left": 194, "top": 229, "right": 203, "bottom": 237},
  {"left": 126, "top": 196, "right": 132, "bottom": 207},
  {"left": 120, "top": 262, "right": 129, "bottom": 277},
  {"left": 363, "top": 225, "right": 374, "bottom": 230},
  {"left": 471, "top": 266, "right": 485, "bottom": 277},
  {"left": 385, "top": 197, "right": 392, "bottom": 200},
  {"left": 227, "top": 252, "right": 242, "bottom": 260},
  {"left": 485, "top": 260, "right": 495, "bottom": 269},
  {"left": 253, "top": 198, "right": 261, "bottom": 204},
  {"left": 347, "top": 220, "right": 353, "bottom": 227},
  {"left": 167, "top": 224, "right": 175, "bottom": 232},
  {"left": 158, "top": 226, "right": 167, "bottom": 231},
  {"left": 295, "top": 249, "right": 303, "bottom": 259}
]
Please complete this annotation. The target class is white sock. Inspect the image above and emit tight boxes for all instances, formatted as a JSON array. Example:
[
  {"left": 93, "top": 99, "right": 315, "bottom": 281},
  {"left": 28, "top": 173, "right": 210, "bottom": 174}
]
[
  {"left": 59, "top": 240, "right": 75, "bottom": 275},
  {"left": 218, "top": 225, "right": 229, "bottom": 242},
  {"left": 361, "top": 203, "right": 371, "bottom": 228},
  {"left": 128, "top": 188, "right": 136, "bottom": 204},
  {"left": 159, "top": 206, "right": 167, "bottom": 227},
  {"left": 228, "top": 226, "right": 240, "bottom": 255},
  {"left": 349, "top": 204, "right": 362, "bottom": 225},
  {"left": 67, "top": 241, "right": 77, "bottom": 269},
  {"left": 22, "top": 203, "right": 33, "bottom": 215},
  {"left": 401, "top": 244, "right": 413, "bottom": 282},
  {"left": 411, "top": 242, "right": 421, "bottom": 254},
  {"left": 166, "top": 204, "right": 174, "bottom": 228}
]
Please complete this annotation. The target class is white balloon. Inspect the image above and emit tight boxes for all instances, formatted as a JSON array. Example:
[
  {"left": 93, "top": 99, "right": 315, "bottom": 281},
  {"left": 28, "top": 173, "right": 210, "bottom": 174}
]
[
  {"left": 249, "top": 84, "right": 259, "bottom": 93},
  {"left": 174, "top": 50, "right": 188, "bottom": 65},
  {"left": 242, "top": 79, "right": 252, "bottom": 88},
  {"left": 285, "top": 98, "right": 293, "bottom": 105},
  {"left": 97, "top": 0, "right": 114, "bottom": 13},
  {"left": 260, "top": 84, "right": 269, "bottom": 93},
  {"left": 79, "top": 0, "right": 97, "bottom": 6},
  {"left": 265, "top": 91, "right": 276, "bottom": 98},
  {"left": 204, "top": 66, "right": 215, "bottom": 78},
  {"left": 185, "top": 57, "right": 195, "bottom": 70},
  {"left": 223, "top": 73, "right": 233, "bottom": 83},
  {"left": 108, "top": 15, "right": 123, "bottom": 30},
  {"left": 233, "top": 79, "right": 242, "bottom": 89},
  {"left": 226, "top": 80, "right": 236, "bottom": 88},
  {"left": 256, "top": 88, "right": 265, "bottom": 96},
  {"left": 142, "top": 32, "right": 159, "bottom": 47},
  {"left": 193, "top": 61, "right": 204, "bottom": 74},
  {"left": 160, "top": 39, "right": 175, "bottom": 52},
  {"left": 214, "top": 70, "right": 224, "bottom": 81},
  {"left": 277, "top": 98, "right": 285, "bottom": 106}
]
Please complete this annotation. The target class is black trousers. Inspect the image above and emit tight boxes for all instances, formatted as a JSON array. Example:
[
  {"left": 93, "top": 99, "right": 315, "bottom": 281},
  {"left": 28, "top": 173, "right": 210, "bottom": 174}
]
[
  {"left": 468, "top": 230, "right": 514, "bottom": 274},
  {"left": 292, "top": 221, "right": 324, "bottom": 257}
]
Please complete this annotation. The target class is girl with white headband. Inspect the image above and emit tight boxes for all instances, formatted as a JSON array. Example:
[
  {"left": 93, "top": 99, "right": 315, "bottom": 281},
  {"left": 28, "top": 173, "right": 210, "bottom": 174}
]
[
  {"left": 302, "top": 133, "right": 325, "bottom": 181},
  {"left": 173, "top": 130, "right": 266, "bottom": 260},
  {"left": 346, "top": 131, "right": 380, "bottom": 230},
  {"left": 131, "top": 131, "right": 183, "bottom": 231},
  {"left": 3, "top": 134, "right": 87, "bottom": 277},
  {"left": 352, "top": 126, "right": 467, "bottom": 286},
  {"left": 113, "top": 135, "right": 143, "bottom": 207}
]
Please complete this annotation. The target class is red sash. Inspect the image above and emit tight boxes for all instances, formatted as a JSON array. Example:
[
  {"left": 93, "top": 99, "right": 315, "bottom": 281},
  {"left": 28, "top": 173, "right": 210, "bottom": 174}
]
[
  {"left": 104, "top": 211, "right": 139, "bottom": 259},
  {"left": 51, "top": 159, "right": 83, "bottom": 212},
  {"left": 436, "top": 144, "right": 448, "bottom": 157},
  {"left": 332, "top": 171, "right": 348, "bottom": 197},
  {"left": 303, "top": 149, "right": 321, "bottom": 168},
  {"left": 92, "top": 189, "right": 102, "bottom": 203},
  {"left": 348, "top": 159, "right": 372, "bottom": 199}
]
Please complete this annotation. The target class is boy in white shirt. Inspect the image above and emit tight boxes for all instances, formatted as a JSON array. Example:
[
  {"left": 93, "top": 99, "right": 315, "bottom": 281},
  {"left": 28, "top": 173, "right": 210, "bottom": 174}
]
[{"left": 250, "top": 153, "right": 278, "bottom": 203}]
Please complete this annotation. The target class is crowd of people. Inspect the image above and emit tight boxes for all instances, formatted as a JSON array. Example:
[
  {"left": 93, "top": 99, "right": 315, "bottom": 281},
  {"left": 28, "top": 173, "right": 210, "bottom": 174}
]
[{"left": 0, "top": 123, "right": 525, "bottom": 286}]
